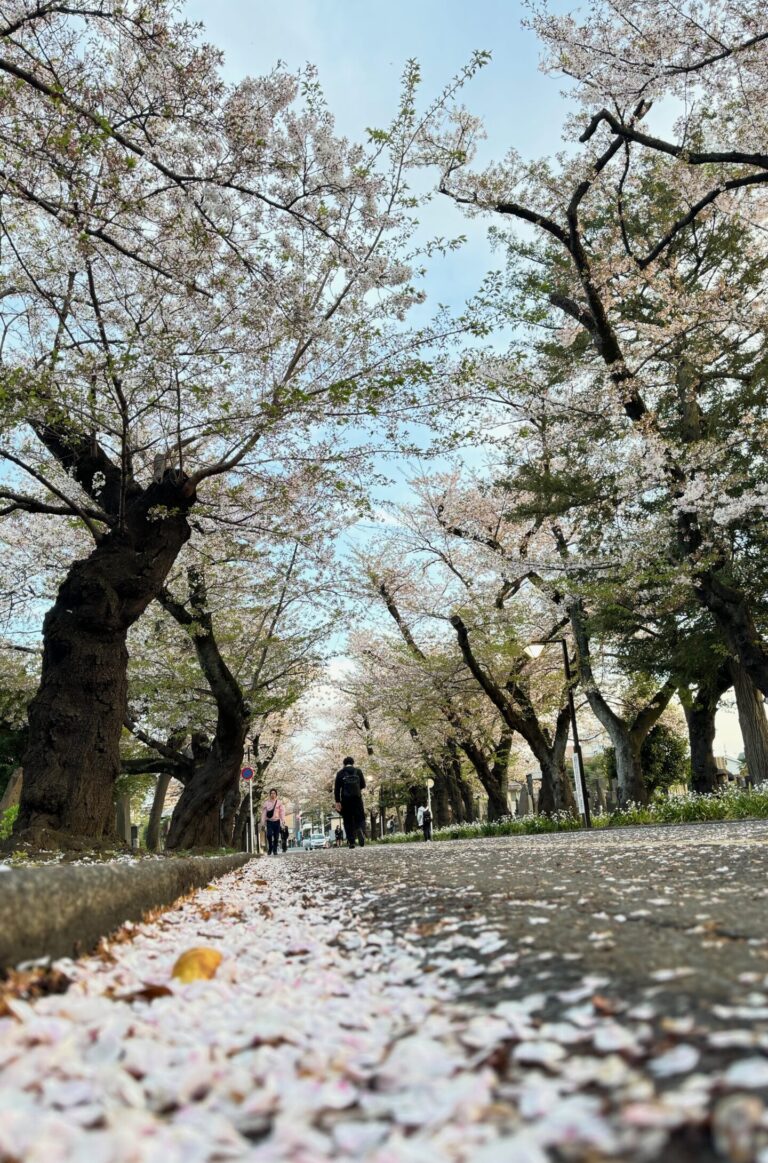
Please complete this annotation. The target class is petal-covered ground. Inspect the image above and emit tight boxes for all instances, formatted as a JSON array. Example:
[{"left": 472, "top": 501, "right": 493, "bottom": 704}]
[{"left": 2, "top": 823, "right": 768, "bottom": 1161}]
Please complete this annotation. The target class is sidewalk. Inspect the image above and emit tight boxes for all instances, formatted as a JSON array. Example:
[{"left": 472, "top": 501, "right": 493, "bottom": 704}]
[{"left": 0, "top": 844, "right": 766, "bottom": 1161}]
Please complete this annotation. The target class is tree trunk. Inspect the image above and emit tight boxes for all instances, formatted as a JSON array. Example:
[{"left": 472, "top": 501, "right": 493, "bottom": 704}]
[
  {"left": 443, "top": 741, "right": 473, "bottom": 822},
  {"left": 404, "top": 784, "right": 421, "bottom": 832},
  {"left": 146, "top": 772, "right": 172, "bottom": 851},
  {"left": 683, "top": 663, "right": 732, "bottom": 794},
  {"left": 537, "top": 755, "right": 577, "bottom": 816},
  {"left": 694, "top": 569, "right": 768, "bottom": 698},
  {"left": 15, "top": 475, "right": 194, "bottom": 847},
  {"left": 484, "top": 774, "right": 509, "bottom": 822},
  {"left": 233, "top": 793, "right": 250, "bottom": 850},
  {"left": 731, "top": 659, "right": 768, "bottom": 784},
  {"left": 534, "top": 709, "right": 577, "bottom": 817},
  {"left": 220, "top": 781, "right": 241, "bottom": 847},
  {"left": 614, "top": 733, "right": 646, "bottom": 806},
  {"left": 685, "top": 698, "right": 720, "bottom": 794},
  {"left": 166, "top": 744, "right": 244, "bottom": 849},
  {"left": 432, "top": 772, "right": 450, "bottom": 828},
  {"left": 160, "top": 569, "right": 249, "bottom": 851}
]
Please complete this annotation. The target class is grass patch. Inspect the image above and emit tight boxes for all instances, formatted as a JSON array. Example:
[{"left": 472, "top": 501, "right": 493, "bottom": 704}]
[
  {"left": 0, "top": 804, "right": 18, "bottom": 842},
  {"left": 376, "top": 784, "right": 768, "bottom": 844}
]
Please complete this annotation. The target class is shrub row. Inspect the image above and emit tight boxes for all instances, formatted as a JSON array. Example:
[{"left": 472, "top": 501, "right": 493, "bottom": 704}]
[{"left": 376, "top": 785, "right": 768, "bottom": 844}]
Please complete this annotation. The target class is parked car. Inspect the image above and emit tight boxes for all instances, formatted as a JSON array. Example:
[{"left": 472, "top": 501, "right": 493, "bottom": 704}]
[{"left": 305, "top": 831, "right": 328, "bottom": 850}]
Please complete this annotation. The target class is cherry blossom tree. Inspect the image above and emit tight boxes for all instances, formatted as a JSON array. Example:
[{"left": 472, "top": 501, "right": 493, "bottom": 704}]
[
  {"left": 123, "top": 511, "right": 338, "bottom": 849},
  {"left": 435, "top": 0, "right": 768, "bottom": 700},
  {"left": 0, "top": 3, "right": 486, "bottom": 846}
]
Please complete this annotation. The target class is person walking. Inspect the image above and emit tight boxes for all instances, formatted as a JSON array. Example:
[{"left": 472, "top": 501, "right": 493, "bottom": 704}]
[
  {"left": 261, "top": 788, "right": 285, "bottom": 855},
  {"left": 334, "top": 756, "right": 366, "bottom": 849},
  {"left": 417, "top": 803, "right": 433, "bottom": 842},
  {"left": 280, "top": 823, "right": 289, "bottom": 853}
]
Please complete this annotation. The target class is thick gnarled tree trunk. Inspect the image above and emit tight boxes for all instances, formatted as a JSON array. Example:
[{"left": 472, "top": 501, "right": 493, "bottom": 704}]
[
  {"left": 15, "top": 476, "right": 194, "bottom": 847},
  {"left": 731, "top": 660, "right": 768, "bottom": 784},
  {"left": 683, "top": 663, "right": 731, "bottom": 794},
  {"left": 160, "top": 569, "right": 250, "bottom": 850}
]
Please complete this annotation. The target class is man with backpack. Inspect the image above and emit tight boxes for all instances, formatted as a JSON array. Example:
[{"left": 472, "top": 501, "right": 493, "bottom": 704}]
[
  {"left": 417, "top": 803, "right": 433, "bottom": 842},
  {"left": 334, "top": 756, "right": 366, "bottom": 849}
]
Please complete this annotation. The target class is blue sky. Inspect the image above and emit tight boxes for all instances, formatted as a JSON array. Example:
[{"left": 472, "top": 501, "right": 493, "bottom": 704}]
[
  {"left": 184, "top": 0, "right": 570, "bottom": 159},
  {"left": 184, "top": 0, "right": 574, "bottom": 312}
]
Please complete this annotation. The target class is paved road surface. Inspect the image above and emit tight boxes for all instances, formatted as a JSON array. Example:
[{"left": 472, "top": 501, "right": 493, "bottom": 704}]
[
  {"left": 286, "top": 820, "right": 768, "bottom": 1161},
  {"left": 295, "top": 820, "right": 768, "bottom": 1015}
]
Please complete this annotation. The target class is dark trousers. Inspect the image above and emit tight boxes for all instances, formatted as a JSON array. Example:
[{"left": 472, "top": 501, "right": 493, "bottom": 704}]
[
  {"left": 341, "top": 800, "right": 365, "bottom": 847},
  {"left": 266, "top": 819, "right": 281, "bottom": 854},
  {"left": 422, "top": 819, "right": 432, "bottom": 841}
]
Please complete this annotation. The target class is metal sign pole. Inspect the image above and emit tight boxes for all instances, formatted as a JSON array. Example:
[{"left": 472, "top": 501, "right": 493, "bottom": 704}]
[
  {"left": 241, "top": 765, "right": 258, "bottom": 854},
  {"left": 249, "top": 779, "right": 257, "bottom": 855}
]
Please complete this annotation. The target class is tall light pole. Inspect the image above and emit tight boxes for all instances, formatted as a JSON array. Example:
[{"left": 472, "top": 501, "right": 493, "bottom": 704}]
[{"left": 524, "top": 640, "right": 591, "bottom": 829}]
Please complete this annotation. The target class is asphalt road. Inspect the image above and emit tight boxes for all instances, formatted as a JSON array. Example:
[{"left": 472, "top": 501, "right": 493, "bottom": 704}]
[
  {"left": 293, "top": 820, "right": 768, "bottom": 1017},
  {"left": 278, "top": 821, "right": 768, "bottom": 1160}
]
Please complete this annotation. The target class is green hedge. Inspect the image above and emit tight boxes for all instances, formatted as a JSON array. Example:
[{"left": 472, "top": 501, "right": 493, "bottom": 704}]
[{"left": 376, "top": 785, "right": 768, "bottom": 844}]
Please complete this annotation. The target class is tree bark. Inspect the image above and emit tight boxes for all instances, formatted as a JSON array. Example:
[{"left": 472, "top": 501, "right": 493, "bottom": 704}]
[
  {"left": 694, "top": 570, "right": 768, "bottom": 698},
  {"left": 683, "top": 663, "right": 732, "bottom": 794},
  {"left": 15, "top": 474, "right": 195, "bottom": 846},
  {"left": 160, "top": 571, "right": 249, "bottom": 850},
  {"left": 569, "top": 600, "right": 674, "bottom": 806},
  {"left": 731, "top": 659, "right": 768, "bottom": 784},
  {"left": 146, "top": 771, "right": 172, "bottom": 851},
  {"left": 233, "top": 793, "right": 250, "bottom": 850},
  {"left": 537, "top": 707, "right": 574, "bottom": 815},
  {"left": 685, "top": 697, "right": 720, "bottom": 794},
  {"left": 444, "top": 737, "right": 474, "bottom": 822}
]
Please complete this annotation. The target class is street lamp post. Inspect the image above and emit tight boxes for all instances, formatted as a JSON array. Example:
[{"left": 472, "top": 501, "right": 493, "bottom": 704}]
[{"left": 524, "top": 640, "right": 591, "bottom": 829}]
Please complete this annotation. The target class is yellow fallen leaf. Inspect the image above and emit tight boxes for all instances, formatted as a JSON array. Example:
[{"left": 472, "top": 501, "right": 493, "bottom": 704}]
[{"left": 171, "top": 947, "right": 223, "bottom": 983}]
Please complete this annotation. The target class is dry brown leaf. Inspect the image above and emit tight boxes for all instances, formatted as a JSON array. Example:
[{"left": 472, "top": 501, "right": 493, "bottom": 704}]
[{"left": 171, "top": 946, "right": 223, "bottom": 983}]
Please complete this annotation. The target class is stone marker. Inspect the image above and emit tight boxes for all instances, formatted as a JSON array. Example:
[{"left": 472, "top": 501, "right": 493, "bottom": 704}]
[{"left": 0, "top": 768, "right": 22, "bottom": 813}]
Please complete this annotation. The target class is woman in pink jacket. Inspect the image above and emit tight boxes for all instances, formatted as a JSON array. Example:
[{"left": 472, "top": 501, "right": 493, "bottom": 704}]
[{"left": 262, "top": 787, "right": 286, "bottom": 855}]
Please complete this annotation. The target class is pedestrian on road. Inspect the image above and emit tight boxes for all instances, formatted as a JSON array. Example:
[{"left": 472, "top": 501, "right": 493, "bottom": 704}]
[
  {"left": 261, "top": 788, "right": 285, "bottom": 855},
  {"left": 417, "top": 804, "right": 433, "bottom": 842},
  {"left": 280, "top": 823, "right": 289, "bottom": 853},
  {"left": 335, "top": 825, "right": 344, "bottom": 847},
  {"left": 387, "top": 817, "right": 395, "bottom": 835},
  {"left": 334, "top": 756, "right": 366, "bottom": 849}
]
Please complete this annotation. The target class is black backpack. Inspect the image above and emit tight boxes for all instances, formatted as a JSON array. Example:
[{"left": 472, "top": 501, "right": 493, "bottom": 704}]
[
  {"left": 340, "top": 767, "right": 362, "bottom": 799},
  {"left": 423, "top": 808, "right": 432, "bottom": 824}
]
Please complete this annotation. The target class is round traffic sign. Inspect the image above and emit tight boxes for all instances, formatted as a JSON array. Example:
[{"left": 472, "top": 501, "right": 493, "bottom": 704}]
[{"left": 241, "top": 766, "right": 254, "bottom": 781}]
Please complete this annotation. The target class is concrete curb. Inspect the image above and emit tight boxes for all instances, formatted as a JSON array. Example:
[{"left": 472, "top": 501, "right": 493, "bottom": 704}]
[{"left": 0, "top": 854, "right": 251, "bottom": 971}]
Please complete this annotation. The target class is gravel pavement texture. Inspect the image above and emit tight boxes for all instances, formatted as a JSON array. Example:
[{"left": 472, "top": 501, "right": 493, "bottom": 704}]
[{"left": 1, "top": 820, "right": 768, "bottom": 1162}]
